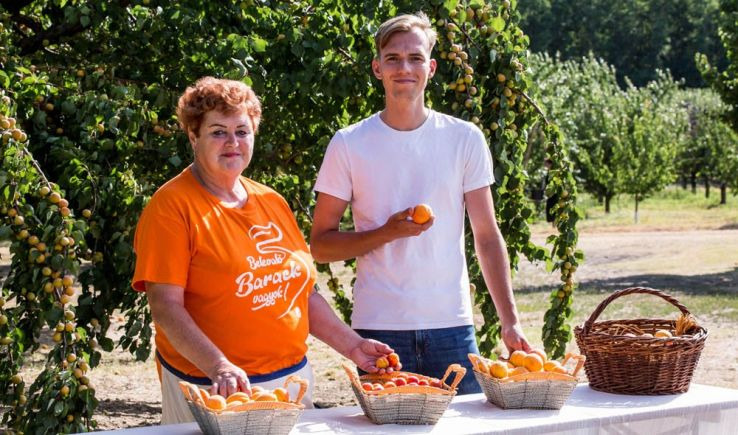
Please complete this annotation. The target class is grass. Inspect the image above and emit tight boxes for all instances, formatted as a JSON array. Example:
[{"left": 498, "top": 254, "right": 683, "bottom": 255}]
[{"left": 531, "top": 184, "right": 738, "bottom": 232}]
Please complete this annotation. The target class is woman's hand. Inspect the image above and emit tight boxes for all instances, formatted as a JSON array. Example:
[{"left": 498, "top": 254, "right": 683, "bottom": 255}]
[
  {"left": 501, "top": 322, "right": 532, "bottom": 354},
  {"left": 349, "top": 339, "right": 401, "bottom": 374},
  {"left": 208, "top": 358, "right": 251, "bottom": 397}
]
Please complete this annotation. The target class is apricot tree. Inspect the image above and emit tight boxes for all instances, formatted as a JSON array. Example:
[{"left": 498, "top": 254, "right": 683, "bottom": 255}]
[{"left": 0, "top": 1, "right": 579, "bottom": 431}]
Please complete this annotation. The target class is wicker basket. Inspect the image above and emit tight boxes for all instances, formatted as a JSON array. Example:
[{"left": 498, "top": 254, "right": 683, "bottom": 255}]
[
  {"left": 179, "top": 375, "right": 308, "bottom": 435},
  {"left": 468, "top": 353, "right": 585, "bottom": 409},
  {"left": 343, "top": 362, "right": 466, "bottom": 425},
  {"left": 574, "top": 287, "right": 708, "bottom": 395}
]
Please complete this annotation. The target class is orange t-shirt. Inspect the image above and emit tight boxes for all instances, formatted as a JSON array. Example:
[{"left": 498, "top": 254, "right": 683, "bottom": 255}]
[{"left": 132, "top": 167, "right": 316, "bottom": 377}]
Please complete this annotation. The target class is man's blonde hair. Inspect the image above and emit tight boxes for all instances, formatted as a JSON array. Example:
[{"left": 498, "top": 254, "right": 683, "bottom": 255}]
[{"left": 374, "top": 12, "right": 437, "bottom": 57}]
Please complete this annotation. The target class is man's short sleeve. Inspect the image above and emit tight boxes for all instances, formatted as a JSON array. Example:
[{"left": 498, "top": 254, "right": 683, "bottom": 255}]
[
  {"left": 131, "top": 194, "right": 191, "bottom": 291},
  {"left": 313, "top": 132, "right": 353, "bottom": 202},
  {"left": 463, "top": 125, "right": 495, "bottom": 193}
]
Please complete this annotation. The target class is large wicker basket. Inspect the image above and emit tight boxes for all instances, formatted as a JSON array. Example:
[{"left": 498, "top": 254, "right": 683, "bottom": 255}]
[
  {"left": 179, "top": 375, "right": 308, "bottom": 435},
  {"left": 468, "top": 353, "right": 585, "bottom": 410},
  {"left": 574, "top": 287, "right": 708, "bottom": 395},
  {"left": 343, "top": 362, "right": 466, "bottom": 425}
]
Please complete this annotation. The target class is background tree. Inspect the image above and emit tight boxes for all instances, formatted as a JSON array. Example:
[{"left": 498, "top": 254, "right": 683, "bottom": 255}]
[
  {"left": 0, "top": 1, "right": 580, "bottom": 432},
  {"left": 522, "top": 0, "right": 725, "bottom": 87},
  {"left": 528, "top": 53, "right": 626, "bottom": 213},
  {"left": 615, "top": 73, "right": 688, "bottom": 222}
]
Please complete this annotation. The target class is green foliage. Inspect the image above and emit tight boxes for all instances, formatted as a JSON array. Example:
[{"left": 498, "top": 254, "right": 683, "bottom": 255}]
[
  {"left": 698, "top": 0, "right": 738, "bottom": 130},
  {"left": 521, "top": 0, "right": 726, "bottom": 87},
  {"left": 0, "top": 1, "right": 580, "bottom": 430},
  {"left": 615, "top": 72, "right": 688, "bottom": 222}
]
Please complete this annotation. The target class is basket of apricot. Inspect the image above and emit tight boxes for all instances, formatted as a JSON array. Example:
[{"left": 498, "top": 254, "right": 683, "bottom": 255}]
[
  {"left": 468, "top": 350, "right": 585, "bottom": 410},
  {"left": 342, "top": 354, "right": 466, "bottom": 425},
  {"left": 178, "top": 375, "right": 308, "bottom": 435}
]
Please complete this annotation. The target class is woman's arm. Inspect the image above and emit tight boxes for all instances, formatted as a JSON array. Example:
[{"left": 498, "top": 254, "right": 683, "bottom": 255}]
[
  {"left": 308, "top": 290, "right": 399, "bottom": 373},
  {"left": 146, "top": 282, "right": 250, "bottom": 397}
]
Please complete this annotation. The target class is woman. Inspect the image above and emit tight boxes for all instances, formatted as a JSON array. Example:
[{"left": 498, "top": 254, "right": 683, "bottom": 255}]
[{"left": 132, "top": 77, "right": 397, "bottom": 424}]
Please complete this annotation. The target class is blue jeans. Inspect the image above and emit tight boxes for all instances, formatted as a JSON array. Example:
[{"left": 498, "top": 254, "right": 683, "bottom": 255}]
[{"left": 355, "top": 325, "right": 482, "bottom": 395}]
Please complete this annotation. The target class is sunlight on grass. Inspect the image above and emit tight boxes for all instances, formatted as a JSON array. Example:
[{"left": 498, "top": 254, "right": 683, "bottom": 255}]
[{"left": 530, "top": 185, "right": 738, "bottom": 232}]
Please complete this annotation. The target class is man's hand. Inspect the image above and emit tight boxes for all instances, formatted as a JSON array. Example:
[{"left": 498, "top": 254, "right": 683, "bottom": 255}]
[
  {"left": 348, "top": 338, "right": 402, "bottom": 374},
  {"left": 208, "top": 358, "right": 251, "bottom": 397},
  {"left": 501, "top": 322, "right": 532, "bottom": 354},
  {"left": 381, "top": 208, "right": 434, "bottom": 239}
]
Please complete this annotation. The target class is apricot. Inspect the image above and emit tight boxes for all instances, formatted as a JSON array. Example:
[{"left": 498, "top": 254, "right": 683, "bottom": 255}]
[
  {"left": 361, "top": 382, "right": 374, "bottom": 392},
  {"left": 226, "top": 392, "right": 250, "bottom": 404},
  {"left": 375, "top": 356, "right": 389, "bottom": 369},
  {"left": 273, "top": 387, "right": 290, "bottom": 402},
  {"left": 530, "top": 348, "right": 547, "bottom": 362},
  {"left": 523, "top": 354, "right": 544, "bottom": 372},
  {"left": 383, "top": 381, "right": 396, "bottom": 389},
  {"left": 387, "top": 352, "right": 400, "bottom": 368},
  {"left": 489, "top": 361, "right": 509, "bottom": 379},
  {"left": 509, "top": 350, "right": 527, "bottom": 367},
  {"left": 393, "top": 377, "right": 406, "bottom": 386},
  {"left": 252, "top": 392, "right": 278, "bottom": 402},
  {"left": 205, "top": 395, "right": 227, "bottom": 411},
  {"left": 509, "top": 366, "right": 529, "bottom": 376},
  {"left": 543, "top": 360, "right": 562, "bottom": 372},
  {"left": 411, "top": 204, "right": 433, "bottom": 224}
]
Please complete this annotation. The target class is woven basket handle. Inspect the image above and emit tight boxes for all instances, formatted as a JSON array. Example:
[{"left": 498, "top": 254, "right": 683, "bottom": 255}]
[
  {"left": 439, "top": 363, "right": 466, "bottom": 391},
  {"left": 563, "top": 352, "right": 586, "bottom": 377},
  {"left": 284, "top": 374, "right": 308, "bottom": 404},
  {"left": 582, "top": 287, "right": 692, "bottom": 335},
  {"left": 467, "top": 353, "right": 484, "bottom": 372},
  {"left": 342, "top": 362, "right": 364, "bottom": 391},
  {"left": 184, "top": 382, "right": 205, "bottom": 405}
]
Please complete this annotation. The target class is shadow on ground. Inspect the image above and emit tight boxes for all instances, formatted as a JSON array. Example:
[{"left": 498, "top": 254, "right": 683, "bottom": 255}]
[
  {"left": 517, "top": 268, "right": 738, "bottom": 295},
  {"left": 96, "top": 399, "right": 161, "bottom": 429}
]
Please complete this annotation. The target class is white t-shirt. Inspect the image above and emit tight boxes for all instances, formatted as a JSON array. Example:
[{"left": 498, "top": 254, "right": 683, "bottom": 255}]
[{"left": 314, "top": 110, "right": 494, "bottom": 330}]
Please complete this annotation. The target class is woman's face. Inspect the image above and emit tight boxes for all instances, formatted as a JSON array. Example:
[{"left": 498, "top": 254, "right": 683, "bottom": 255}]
[{"left": 189, "top": 107, "right": 255, "bottom": 179}]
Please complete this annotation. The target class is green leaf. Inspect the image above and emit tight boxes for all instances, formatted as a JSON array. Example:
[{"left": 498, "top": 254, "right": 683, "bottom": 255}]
[{"left": 490, "top": 17, "right": 505, "bottom": 33}]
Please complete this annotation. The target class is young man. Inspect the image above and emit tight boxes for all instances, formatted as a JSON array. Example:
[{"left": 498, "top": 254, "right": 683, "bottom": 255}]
[{"left": 311, "top": 12, "right": 531, "bottom": 394}]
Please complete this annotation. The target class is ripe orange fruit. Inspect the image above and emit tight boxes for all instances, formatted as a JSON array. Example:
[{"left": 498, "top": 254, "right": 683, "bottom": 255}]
[
  {"left": 489, "top": 361, "right": 509, "bottom": 379},
  {"left": 251, "top": 386, "right": 265, "bottom": 394},
  {"left": 530, "top": 348, "right": 547, "bottom": 362},
  {"left": 523, "top": 354, "right": 544, "bottom": 372},
  {"left": 273, "top": 387, "right": 290, "bottom": 402},
  {"left": 383, "top": 381, "right": 396, "bottom": 389},
  {"left": 393, "top": 377, "right": 407, "bottom": 387},
  {"left": 509, "top": 366, "right": 529, "bottom": 377},
  {"left": 226, "top": 400, "right": 244, "bottom": 408},
  {"left": 252, "top": 392, "right": 279, "bottom": 402},
  {"left": 361, "top": 382, "right": 374, "bottom": 392},
  {"left": 654, "top": 329, "right": 673, "bottom": 338},
  {"left": 411, "top": 204, "right": 433, "bottom": 224},
  {"left": 387, "top": 352, "right": 400, "bottom": 368},
  {"left": 226, "top": 392, "right": 250, "bottom": 404},
  {"left": 476, "top": 360, "right": 490, "bottom": 375},
  {"left": 375, "top": 356, "right": 389, "bottom": 369},
  {"left": 509, "top": 350, "right": 527, "bottom": 367},
  {"left": 205, "top": 395, "right": 227, "bottom": 411},
  {"left": 543, "top": 360, "right": 562, "bottom": 372}
]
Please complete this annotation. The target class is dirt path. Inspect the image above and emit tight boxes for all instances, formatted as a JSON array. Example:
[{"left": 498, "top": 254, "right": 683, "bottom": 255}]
[{"left": 3, "top": 229, "right": 737, "bottom": 429}]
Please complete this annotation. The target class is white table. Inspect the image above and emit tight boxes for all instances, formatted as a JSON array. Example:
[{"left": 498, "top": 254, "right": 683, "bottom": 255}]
[{"left": 102, "top": 383, "right": 738, "bottom": 434}]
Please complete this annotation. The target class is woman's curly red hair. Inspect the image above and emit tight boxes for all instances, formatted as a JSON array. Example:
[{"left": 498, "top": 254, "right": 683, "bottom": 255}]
[{"left": 176, "top": 77, "right": 262, "bottom": 136}]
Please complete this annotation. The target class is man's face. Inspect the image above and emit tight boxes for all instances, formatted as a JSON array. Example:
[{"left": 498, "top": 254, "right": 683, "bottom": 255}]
[{"left": 372, "top": 28, "right": 436, "bottom": 102}]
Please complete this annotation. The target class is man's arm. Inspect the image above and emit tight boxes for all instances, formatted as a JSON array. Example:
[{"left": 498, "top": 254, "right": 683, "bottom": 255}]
[
  {"left": 309, "top": 192, "right": 432, "bottom": 263},
  {"left": 465, "top": 186, "right": 531, "bottom": 353}
]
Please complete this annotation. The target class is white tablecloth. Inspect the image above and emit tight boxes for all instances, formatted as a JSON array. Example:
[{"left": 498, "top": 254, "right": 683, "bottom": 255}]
[{"left": 101, "top": 383, "right": 738, "bottom": 434}]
